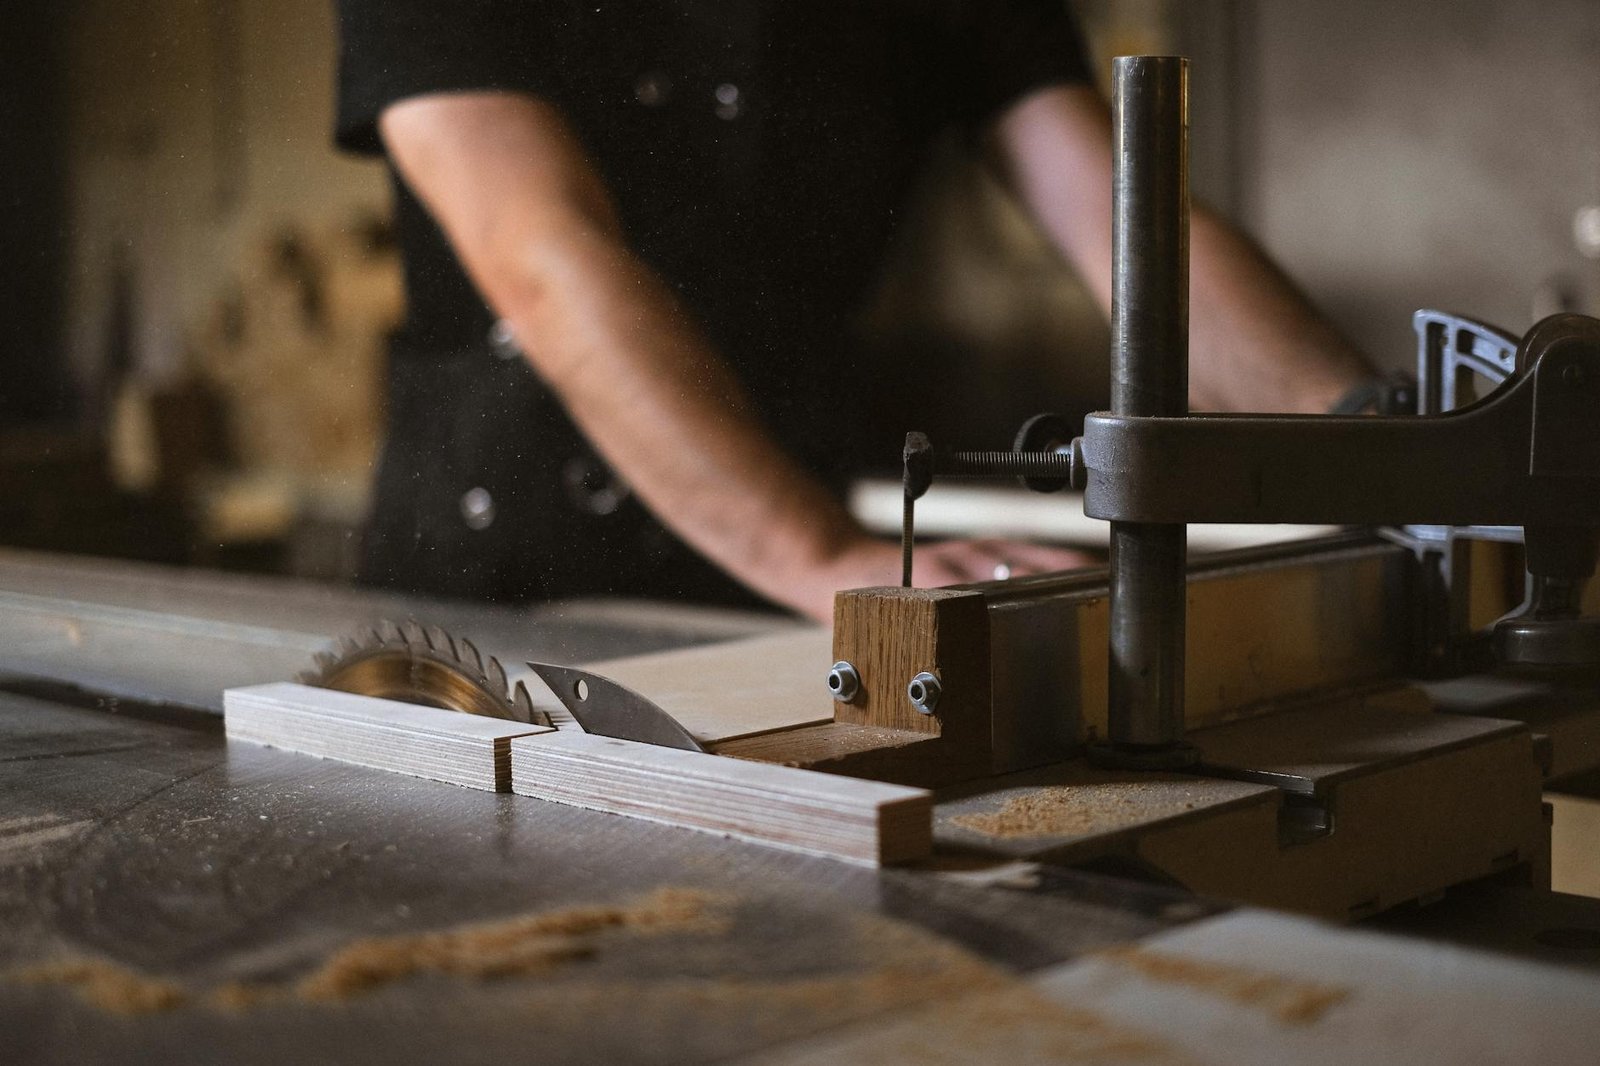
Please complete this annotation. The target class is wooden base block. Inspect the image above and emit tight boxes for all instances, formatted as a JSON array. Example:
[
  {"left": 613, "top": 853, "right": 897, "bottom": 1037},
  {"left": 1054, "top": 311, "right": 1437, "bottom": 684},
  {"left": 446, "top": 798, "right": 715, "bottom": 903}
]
[
  {"left": 510, "top": 731, "right": 932, "bottom": 866},
  {"left": 224, "top": 682, "right": 552, "bottom": 791},
  {"left": 936, "top": 699, "right": 1548, "bottom": 921}
]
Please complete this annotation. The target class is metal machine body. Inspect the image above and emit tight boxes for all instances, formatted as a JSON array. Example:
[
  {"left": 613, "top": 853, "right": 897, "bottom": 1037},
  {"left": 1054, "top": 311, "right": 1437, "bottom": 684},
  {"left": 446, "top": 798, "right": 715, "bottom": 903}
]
[
  {"left": 899, "top": 55, "right": 1600, "bottom": 767},
  {"left": 849, "top": 53, "right": 1600, "bottom": 921}
]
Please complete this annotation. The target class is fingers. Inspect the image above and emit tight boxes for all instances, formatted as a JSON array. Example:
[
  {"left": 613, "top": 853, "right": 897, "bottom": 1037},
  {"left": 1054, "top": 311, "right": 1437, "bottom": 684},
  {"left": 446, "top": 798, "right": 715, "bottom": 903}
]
[
  {"left": 914, "top": 555, "right": 985, "bottom": 587},
  {"left": 971, "top": 539, "right": 1099, "bottom": 574},
  {"left": 812, "top": 538, "right": 1097, "bottom": 613},
  {"left": 916, "top": 539, "right": 1098, "bottom": 586}
]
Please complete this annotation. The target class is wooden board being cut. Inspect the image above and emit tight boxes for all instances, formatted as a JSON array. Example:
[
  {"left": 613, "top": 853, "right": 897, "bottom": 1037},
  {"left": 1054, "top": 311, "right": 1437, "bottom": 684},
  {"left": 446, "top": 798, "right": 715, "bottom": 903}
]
[
  {"left": 510, "top": 730, "right": 932, "bottom": 866},
  {"left": 225, "top": 682, "right": 552, "bottom": 791},
  {"left": 567, "top": 628, "right": 834, "bottom": 744}
]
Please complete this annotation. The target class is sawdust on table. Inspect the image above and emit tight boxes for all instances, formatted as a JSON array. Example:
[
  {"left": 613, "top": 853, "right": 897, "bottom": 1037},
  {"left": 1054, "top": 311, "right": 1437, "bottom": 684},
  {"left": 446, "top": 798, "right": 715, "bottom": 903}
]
[
  {"left": 207, "top": 980, "right": 287, "bottom": 1013},
  {"left": 498, "top": 912, "right": 1186, "bottom": 1063},
  {"left": 5, "top": 889, "right": 1197, "bottom": 1058},
  {"left": 949, "top": 782, "right": 1199, "bottom": 840},
  {"left": 1096, "top": 944, "right": 1351, "bottom": 1025},
  {"left": 752, "top": 985, "right": 1193, "bottom": 1066},
  {"left": 8, "top": 959, "right": 188, "bottom": 1016},
  {"left": 6, "top": 886, "right": 730, "bottom": 1015},
  {"left": 297, "top": 885, "right": 725, "bottom": 1001}
]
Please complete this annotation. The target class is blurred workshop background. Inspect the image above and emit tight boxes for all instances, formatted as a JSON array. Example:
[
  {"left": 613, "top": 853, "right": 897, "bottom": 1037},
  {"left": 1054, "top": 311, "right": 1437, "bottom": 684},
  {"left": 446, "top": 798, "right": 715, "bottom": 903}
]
[{"left": 2, "top": 0, "right": 1597, "bottom": 584}]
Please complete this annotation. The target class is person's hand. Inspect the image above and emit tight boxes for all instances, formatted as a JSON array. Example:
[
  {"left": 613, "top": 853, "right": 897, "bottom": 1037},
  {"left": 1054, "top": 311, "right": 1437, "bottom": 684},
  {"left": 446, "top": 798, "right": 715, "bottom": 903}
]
[
  {"left": 788, "top": 536, "right": 1098, "bottom": 622},
  {"left": 909, "top": 537, "right": 1098, "bottom": 586}
]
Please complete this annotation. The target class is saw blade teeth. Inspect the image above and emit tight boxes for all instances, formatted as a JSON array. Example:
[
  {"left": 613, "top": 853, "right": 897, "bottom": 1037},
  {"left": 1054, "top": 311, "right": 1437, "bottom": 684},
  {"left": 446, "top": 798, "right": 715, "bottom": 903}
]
[
  {"left": 458, "top": 638, "right": 484, "bottom": 677},
  {"left": 426, "top": 625, "right": 455, "bottom": 658},
  {"left": 304, "top": 621, "right": 525, "bottom": 722},
  {"left": 512, "top": 680, "right": 535, "bottom": 723},
  {"left": 486, "top": 654, "right": 508, "bottom": 694}
]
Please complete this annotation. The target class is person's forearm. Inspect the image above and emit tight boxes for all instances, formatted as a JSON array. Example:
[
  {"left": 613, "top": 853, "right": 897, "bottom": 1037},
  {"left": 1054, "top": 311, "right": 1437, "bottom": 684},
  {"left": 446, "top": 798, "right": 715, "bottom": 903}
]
[
  {"left": 1186, "top": 206, "right": 1373, "bottom": 412},
  {"left": 487, "top": 221, "right": 864, "bottom": 609},
  {"left": 380, "top": 93, "right": 1094, "bottom": 619},
  {"left": 380, "top": 94, "right": 873, "bottom": 615},
  {"left": 995, "top": 86, "right": 1375, "bottom": 414}
]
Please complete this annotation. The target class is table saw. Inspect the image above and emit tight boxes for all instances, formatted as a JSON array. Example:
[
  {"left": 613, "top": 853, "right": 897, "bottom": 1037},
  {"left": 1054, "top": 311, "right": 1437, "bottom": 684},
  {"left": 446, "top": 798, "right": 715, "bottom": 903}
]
[
  {"left": 2, "top": 539, "right": 1599, "bottom": 1064},
  {"left": 6, "top": 54, "right": 1600, "bottom": 1064}
]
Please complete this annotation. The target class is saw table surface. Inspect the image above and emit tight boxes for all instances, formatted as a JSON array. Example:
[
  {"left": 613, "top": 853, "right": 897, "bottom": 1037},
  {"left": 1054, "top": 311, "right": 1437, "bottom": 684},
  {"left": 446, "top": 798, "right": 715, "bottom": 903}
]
[
  {"left": 0, "top": 686, "right": 1202, "bottom": 1064},
  {"left": 5, "top": 552, "right": 1600, "bottom": 1063},
  {"left": 6, "top": 685, "right": 1600, "bottom": 1064}
]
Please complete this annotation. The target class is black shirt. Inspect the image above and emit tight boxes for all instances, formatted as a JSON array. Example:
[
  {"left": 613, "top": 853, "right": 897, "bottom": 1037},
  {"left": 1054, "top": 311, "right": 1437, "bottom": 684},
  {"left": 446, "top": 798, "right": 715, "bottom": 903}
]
[{"left": 335, "top": 0, "right": 1092, "bottom": 606}]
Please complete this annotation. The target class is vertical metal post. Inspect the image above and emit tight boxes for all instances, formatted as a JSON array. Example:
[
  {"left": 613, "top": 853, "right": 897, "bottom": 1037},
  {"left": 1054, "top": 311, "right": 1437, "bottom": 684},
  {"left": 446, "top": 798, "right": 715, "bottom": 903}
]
[{"left": 1097, "top": 56, "right": 1198, "bottom": 769}]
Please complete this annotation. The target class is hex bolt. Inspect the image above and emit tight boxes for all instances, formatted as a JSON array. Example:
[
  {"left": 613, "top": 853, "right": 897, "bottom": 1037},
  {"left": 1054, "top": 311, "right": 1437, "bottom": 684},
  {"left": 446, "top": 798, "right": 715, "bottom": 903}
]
[
  {"left": 827, "top": 661, "right": 861, "bottom": 703},
  {"left": 907, "top": 671, "right": 941, "bottom": 715}
]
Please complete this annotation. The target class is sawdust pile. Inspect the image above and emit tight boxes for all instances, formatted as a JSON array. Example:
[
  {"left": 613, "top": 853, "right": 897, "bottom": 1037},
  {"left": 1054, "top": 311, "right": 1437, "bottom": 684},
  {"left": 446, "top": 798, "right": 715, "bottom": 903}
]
[
  {"left": 8, "top": 959, "right": 188, "bottom": 1016},
  {"left": 206, "top": 981, "right": 286, "bottom": 1013},
  {"left": 298, "top": 886, "right": 724, "bottom": 1001},
  {"left": 757, "top": 987, "right": 1189, "bottom": 1065},
  {"left": 949, "top": 782, "right": 1198, "bottom": 840},
  {"left": 7, "top": 886, "right": 729, "bottom": 1015},
  {"left": 4, "top": 894, "right": 1202, "bottom": 1059},
  {"left": 1096, "top": 945, "right": 1350, "bottom": 1025},
  {"left": 492, "top": 919, "right": 1185, "bottom": 1063}
]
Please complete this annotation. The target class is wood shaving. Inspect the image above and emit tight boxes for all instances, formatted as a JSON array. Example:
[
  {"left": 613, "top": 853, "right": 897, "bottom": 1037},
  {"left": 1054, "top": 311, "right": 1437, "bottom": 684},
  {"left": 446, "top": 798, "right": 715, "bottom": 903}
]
[
  {"left": 1096, "top": 945, "right": 1350, "bottom": 1024},
  {"left": 296, "top": 886, "right": 729, "bottom": 1001},
  {"left": 7, "top": 887, "right": 730, "bottom": 1014},
  {"left": 8, "top": 959, "right": 188, "bottom": 1016},
  {"left": 950, "top": 783, "right": 1199, "bottom": 840},
  {"left": 206, "top": 981, "right": 288, "bottom": 1012}
]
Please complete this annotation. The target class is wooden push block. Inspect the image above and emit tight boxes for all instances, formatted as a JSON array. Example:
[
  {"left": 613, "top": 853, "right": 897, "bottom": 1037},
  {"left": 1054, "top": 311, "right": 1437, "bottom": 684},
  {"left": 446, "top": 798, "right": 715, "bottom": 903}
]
[
  {"left": 510, "top": 730, "right": 933, "bottom": 866},
  {"left": 224, "top": 682, "right": 552, "bottom": 791},
  {"left": 824, "top": 585, "right": 991, "bottom": 786}
]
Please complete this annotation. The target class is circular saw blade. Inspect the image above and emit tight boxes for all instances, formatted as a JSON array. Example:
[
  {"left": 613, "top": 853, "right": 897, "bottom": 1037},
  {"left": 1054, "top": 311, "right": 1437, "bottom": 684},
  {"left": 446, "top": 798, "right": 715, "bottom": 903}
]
[{"left": 301, "top": 620, "right": 547, "bottom": 726}]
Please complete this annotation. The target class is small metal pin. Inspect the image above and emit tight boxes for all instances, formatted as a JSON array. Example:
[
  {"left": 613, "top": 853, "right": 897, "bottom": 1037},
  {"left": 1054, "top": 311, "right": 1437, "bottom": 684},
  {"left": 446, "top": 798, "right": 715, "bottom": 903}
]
[{"left": 902, "top": 433, "right": 934, "bottom": 587}]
